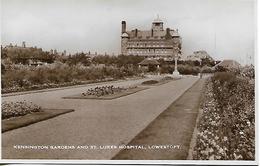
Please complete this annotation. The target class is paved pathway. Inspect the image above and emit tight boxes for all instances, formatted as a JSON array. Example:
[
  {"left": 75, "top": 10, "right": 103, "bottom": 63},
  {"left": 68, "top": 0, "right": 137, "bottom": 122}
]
[
  {"left": 112, "top": 78, "right": 206, "bottom": 160},
  {"left": 2, "top": 76, "right": 198, "bottom": 159}
]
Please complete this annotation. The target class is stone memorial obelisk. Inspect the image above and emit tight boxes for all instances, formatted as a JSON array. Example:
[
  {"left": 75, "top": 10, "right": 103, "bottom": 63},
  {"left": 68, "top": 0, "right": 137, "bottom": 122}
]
[{"left": 172, "top": 47, "right": 181, "bottom": 78}]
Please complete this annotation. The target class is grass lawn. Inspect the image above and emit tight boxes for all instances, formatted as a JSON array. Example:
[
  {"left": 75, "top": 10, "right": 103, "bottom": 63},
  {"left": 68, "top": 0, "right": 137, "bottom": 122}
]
[
  {"left": 2, "top": 109, "right": 74, "bottom": 133},
  {"left": 141, "top": 78, "right": 180, "bottom": 87}
]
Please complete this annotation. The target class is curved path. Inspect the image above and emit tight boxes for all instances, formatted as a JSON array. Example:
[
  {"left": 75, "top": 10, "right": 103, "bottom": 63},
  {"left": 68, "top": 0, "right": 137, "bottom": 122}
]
[{"left": 2, "top": 76, "right": 198, "bottom": 159}]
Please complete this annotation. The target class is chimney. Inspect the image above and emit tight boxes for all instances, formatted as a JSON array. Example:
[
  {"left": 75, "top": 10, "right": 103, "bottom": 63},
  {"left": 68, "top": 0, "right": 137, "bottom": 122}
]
[
  {"left": 135, "top": 29, "right": 138, "bottom": 37},
  {"left": 122, "top": 21, "right": 126, "bottom": 33},
  {"left": 22, "top": 41, "right": 26, "bottom": 48},
  {"left": 165, "top": 28, "right": 172, "bottom": 39}
]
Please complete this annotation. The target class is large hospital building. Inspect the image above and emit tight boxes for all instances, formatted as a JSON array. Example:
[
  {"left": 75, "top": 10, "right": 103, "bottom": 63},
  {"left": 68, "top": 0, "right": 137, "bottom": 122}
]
[{"left": 121, "top": 16, "right": 182, "bottom": 59}]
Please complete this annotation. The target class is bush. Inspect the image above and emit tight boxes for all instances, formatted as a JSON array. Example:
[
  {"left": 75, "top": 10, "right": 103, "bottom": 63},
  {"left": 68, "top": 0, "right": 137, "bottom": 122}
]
[
  {"left": 201, "top": 66, "right": 214, "bottom": 73},
  {"left": 212, "top": 72, "right": 236, "bottom": 84},
  {"left": 240, "top": 65, "right": 254, "bottom": 79},
  {"left": 160, "top": 65, "right": 173, "bottom": 74},
  {"left": 178, "top": 64, "right": 200, "bottom": 75},
  {"left": 1, "top": 64, "right": 142, "bottom": 93},
  {"left": 160, "top": 64, "right": 200, "bottom": 75}
]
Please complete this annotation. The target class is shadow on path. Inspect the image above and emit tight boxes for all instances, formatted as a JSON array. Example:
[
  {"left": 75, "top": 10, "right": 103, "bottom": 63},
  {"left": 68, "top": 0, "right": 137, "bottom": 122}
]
[{"left": 112, "top": 78, "right": 206, "bottom": 160}]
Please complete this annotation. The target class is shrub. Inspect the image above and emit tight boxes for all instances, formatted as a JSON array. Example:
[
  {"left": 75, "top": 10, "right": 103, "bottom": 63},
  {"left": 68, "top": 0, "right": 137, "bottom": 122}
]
[
  {"left": 212, "top": 72, "right": 236, "bottom": 85},
  {"left": 240, "top": 65, "right": 254, "bottom": 79},
  {"left": 160, "top": 65, "right": 173, "bottom": 74},
  {"left": 1, "top": 63, "right": 142, "bottom": 93},
  {"left": 178, "top": 64, "right": 200, "bottom": 75},
  {"left": 160, "top": 64, "right": 200, "bottom": 75},
  {"left": 201, "top": 66, "right": 214, "bottom": 73}
]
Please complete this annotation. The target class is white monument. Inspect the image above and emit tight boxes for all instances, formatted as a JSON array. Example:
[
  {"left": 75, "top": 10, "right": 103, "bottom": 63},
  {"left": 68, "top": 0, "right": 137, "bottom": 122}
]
[
  {"left": 172, "top": 47, "right": 181, "bottom": 78},
  {"left": 172, "top": 55, "right": 180, "bottom": 77}
]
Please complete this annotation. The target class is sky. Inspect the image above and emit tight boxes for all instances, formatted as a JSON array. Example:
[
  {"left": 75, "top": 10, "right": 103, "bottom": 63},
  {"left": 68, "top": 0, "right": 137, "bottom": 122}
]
[{"left": 1, "top": 0, "right": 256, "bottom": 65}]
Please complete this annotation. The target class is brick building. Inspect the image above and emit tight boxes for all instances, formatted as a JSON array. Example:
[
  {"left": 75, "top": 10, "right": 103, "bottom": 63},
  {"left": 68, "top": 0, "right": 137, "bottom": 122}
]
[{"left": 121, "top": 16, "right": 182, "bottom": 60}]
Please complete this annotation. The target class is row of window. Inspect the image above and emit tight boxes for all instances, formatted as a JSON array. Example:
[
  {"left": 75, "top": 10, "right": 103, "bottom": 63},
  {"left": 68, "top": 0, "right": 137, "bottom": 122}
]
[
  {"left": 128, "top": 48, "right": 173, "bottom": 51},
  {"left": 134, "top": 36, "right": 164, "bottom": 39},
  {"left": 127, "top": 44, "right": 173, "bottom": 48},
  {"left": 127, "top": 49, "right": 173, "bottom": 54},
  {"left": 127, "top": 45, "right": 173, "bottom": 48}
]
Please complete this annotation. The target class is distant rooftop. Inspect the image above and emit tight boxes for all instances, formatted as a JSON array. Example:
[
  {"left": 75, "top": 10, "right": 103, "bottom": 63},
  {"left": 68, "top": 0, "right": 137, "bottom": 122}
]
[
  {"left": 215, "top": 59, "right": 241, "bottom": 69},
  {"left": 138, "top": 58, "right": 160, "bottom": 65}
]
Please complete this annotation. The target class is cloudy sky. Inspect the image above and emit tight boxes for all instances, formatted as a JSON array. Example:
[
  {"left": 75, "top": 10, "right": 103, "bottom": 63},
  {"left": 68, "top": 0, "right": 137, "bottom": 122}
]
[{"left": 1, "top": 0, "right": 256, "bottom": 64}]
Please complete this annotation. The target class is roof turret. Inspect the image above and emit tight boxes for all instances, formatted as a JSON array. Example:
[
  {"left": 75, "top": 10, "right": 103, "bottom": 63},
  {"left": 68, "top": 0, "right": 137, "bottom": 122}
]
[
  {"left": 121, "top": 32, "right": 129, "bottom": 38},
  {"left": 153, "top": 14, "right": 163, "bottom": 23}
]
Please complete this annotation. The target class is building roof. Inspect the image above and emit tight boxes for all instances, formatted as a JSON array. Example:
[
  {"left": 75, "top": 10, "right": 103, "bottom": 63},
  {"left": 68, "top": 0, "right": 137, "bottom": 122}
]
[
  {"left": 122, "top": 16, "right": 180, "bottom": 40},
  {"left": 126, "top": 29, "right": 179, "bottom": 40},
  {"left": 215, "top": 59, "right": 241, "bottom": 69},
  {"left": 138, "top": 58, "right": 160, "bottom": 65}
]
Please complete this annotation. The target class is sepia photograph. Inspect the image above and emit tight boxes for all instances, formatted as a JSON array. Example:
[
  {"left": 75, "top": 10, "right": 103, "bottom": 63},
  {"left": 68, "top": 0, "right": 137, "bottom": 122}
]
[{"left": 0, "top": 0, "right": 257, "bottom": 165}]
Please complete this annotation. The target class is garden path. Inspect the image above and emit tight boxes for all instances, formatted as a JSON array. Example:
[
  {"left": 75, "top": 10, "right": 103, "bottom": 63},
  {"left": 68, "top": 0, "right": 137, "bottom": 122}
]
[
  {"left": 2, "top": 75, "right": 198, "bottom": 159},
  {"left": 112, "top": 78, "right": 206, "bottom": 160}
]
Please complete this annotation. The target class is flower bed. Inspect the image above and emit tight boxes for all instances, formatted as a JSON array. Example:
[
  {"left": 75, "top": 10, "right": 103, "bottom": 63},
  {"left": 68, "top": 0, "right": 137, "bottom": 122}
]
[
  {"left": 161, "top": 76, "right": 174, "bottom": 81},
  {"left": 2, "top": 101, "right": 42, "bottom": 119},
  {"left": 82, "top": 85, "right": 129, "bottom": 97},
  {"left": 193, "top": 72, "right": 255, "bottom": 160},
  {"left": 63, "top": 85, "right": 146, "bottom": 100}
]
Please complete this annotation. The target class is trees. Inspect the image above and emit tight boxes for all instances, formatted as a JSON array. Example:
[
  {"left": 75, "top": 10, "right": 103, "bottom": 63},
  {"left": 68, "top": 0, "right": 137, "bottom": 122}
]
[
  {"left": 92, "top": 55, "right": 115, "bottom": 65},
  {"left": 201, "top": 57, "right": 215, "bottom": 67},
  {"left": 2, "top": 47, "right": 55, "bottom": 65},
  {"left": 66, "top": 53, "right": 91, "bottom": 66},
  {"left": 91, "top": 54, "right": 144, "bottom": 68}
]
